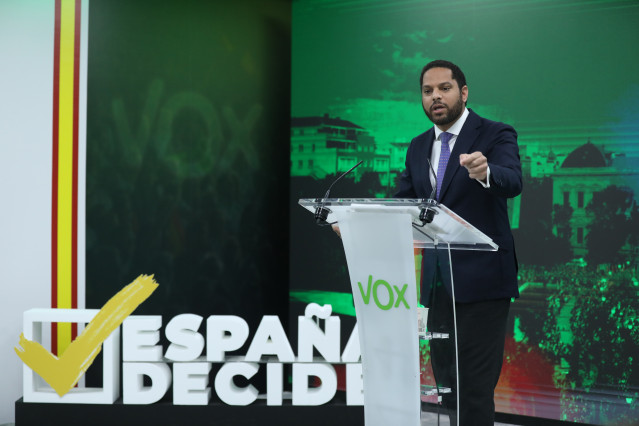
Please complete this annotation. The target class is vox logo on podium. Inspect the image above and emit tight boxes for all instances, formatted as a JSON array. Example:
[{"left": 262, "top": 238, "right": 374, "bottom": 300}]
[{"left": 357, "top": 275, "right": 409, "bottom": 311}]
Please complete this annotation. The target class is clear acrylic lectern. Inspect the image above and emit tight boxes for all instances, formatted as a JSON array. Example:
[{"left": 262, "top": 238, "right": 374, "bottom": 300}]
[{"left": 299, "top": 198, "right": 497, "bottom": 426}]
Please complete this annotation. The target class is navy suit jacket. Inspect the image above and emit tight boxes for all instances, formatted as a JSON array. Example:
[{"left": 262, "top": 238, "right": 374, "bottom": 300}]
[{"left": 395, "top": 109, "right": 522, "bottom": 303}]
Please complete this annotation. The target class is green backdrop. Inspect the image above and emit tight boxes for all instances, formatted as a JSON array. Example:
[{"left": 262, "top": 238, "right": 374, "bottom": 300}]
[
  {"left": 290, "top": 0, "right": 639, "bottom": 424},
  {"left": 86, "top": 0, "right": 291, "bottom": 352}
]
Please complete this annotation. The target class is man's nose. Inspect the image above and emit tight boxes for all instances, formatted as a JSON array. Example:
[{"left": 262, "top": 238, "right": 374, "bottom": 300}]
[{"left": 432, "top": 89, "right": 442, "bottom": 100}]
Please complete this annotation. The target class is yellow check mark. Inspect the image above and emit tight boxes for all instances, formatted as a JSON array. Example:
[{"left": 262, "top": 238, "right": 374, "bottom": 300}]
[{"left": 15, "top": 274, "right": 158, "bottom": 397}]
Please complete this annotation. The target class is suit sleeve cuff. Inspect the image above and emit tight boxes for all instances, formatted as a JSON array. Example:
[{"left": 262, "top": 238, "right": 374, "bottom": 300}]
[{"left": 476, "top": 166, "right": 491, "bottom": 188}]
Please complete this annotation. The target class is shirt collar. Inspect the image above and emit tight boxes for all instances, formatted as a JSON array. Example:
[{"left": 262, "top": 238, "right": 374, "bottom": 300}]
[{"left": 434, "top": 107, "right": 469, "bottom": 140}]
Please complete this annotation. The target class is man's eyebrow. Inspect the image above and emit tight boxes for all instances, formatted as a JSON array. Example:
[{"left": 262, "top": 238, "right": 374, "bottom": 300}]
[{"left": 422, "top": 81, "right": 453, "bottom": 88}]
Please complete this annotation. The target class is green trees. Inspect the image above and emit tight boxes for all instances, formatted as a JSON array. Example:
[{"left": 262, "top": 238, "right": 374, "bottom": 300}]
[
  {"left": 585, "top": 186, "right": 638, "bottom": 266},
  {"left": 514, "top": 178, "right": 573, "bottom": 266}
]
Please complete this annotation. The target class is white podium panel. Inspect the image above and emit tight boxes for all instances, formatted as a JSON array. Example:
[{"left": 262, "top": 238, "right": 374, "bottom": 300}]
[
  {"left": 336, "top": 210, "right": 420, "bottom": 426},
  {"left": 300, "top": 198, "right": 498, "bottom": 426}
]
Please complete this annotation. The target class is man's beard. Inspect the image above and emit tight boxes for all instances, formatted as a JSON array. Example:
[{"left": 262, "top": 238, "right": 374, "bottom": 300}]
[{"left": 424, "top": 95, "right": 464, "bottom": 127}]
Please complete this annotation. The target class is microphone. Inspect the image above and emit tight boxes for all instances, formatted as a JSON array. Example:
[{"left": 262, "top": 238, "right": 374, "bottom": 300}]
[
  {"left": 314, "top": 160, "right": 364, "bottom": 225},
  {"left": 418, "top": 158, "right": 439, "bottom": 225}
]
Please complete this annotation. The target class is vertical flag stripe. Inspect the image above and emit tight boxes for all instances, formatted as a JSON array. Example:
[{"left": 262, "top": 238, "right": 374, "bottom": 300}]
[
  {"left": 52, "top": 0, "right": 82, "bottom": 356},
  {"left": 57, "top": 0, "right": 74, "bottom": 351},
  {"left": 72, "top": 0, "right": 82, "bottom": 339},
  {"left": 51, "top": 0, "right": 61, "bottom": 356}
]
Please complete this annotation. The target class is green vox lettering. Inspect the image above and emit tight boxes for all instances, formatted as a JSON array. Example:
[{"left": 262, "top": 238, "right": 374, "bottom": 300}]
[
  {"left": 394, "top": 284, "right": 409, "bottom": 309},
  {"left": 357, "top": 275, "right": 410, "bottom": 310},
  {"left": 357, "top": 275, "right": 373, "bottom": 304},
  {"left": 373, "top": 279, "right": 393, "bottom": 310}
]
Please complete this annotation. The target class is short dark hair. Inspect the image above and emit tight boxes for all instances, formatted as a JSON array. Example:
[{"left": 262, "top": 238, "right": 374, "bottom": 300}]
[{"left": 419, "top": 59, "right": 467, "bottom": 91}]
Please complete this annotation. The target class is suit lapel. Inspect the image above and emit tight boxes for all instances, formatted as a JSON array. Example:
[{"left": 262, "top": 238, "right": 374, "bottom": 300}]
[
  {"left": 439, "top": 110, "right": 482, "bottom": 201},
  {"left": 420, "top": 129, "right": 436, "bottom": 198}
]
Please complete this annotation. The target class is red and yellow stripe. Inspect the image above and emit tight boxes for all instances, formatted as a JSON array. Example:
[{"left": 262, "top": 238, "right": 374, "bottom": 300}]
[{"left": 52, "top": 0, "right": 82, "bottom": 356}]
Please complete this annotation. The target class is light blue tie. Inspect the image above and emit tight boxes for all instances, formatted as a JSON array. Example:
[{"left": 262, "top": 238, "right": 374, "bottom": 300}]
[{"left": 436, "top": 132, "right": 452, "bottom": 200}]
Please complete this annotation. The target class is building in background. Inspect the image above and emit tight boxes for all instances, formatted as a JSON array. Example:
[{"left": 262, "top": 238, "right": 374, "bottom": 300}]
[
  {"left": 291, "top": 114, "right": 390, "bottom": 185},
  {"left": 551, "top": 141, "right": 638, "bottom": 257}
]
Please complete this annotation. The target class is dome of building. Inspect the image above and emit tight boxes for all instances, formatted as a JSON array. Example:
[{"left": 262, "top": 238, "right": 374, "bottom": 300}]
[{"left": 561, "top": 141, "right": 606, "bottom": 168}]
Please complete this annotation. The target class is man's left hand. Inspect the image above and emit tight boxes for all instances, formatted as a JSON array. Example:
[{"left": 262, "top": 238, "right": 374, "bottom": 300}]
[{"left": 459, "top": 151, "right": 488, "bottom": 182}]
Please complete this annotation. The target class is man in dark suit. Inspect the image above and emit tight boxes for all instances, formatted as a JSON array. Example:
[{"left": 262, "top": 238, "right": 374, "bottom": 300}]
[{"left": 395, "top": 60, "right": 522, "bottom": 425}]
